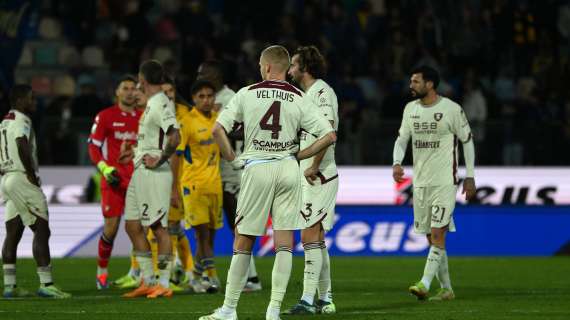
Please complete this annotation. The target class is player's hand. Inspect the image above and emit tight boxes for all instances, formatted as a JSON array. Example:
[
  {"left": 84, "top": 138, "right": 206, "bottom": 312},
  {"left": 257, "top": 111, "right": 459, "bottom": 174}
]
[
  {"left": 143, "top": 154, "right": 160, "bottom": 169},
  {"left": 462, "top": 177, "right": 476, "bottom": 201},
  {"left": 118, "top": 141, "right": 135, "bottom": 164},
  {"left": 97, "top": 161, "right": 120, "bottom": 187},
  {"left": 304, "top": 166, "right": 319, "bottom": 185},
  {"left": 230, "top": 159, "right": 245, "bottom": 170},
  {"left": 392, "top": 165, "right": 404, "bottom": 183}
]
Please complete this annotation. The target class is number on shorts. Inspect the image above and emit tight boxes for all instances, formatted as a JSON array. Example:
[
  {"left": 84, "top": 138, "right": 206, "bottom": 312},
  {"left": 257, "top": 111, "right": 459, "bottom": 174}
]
[
  {"left": 259, "top": 101, "right": 282, "bottom": 139},
  {"left": 141, "top": 203, "right": 149, "bottom": 218},
  {"left": 432, "top": 206, "right": 446, "bottom": 223}
]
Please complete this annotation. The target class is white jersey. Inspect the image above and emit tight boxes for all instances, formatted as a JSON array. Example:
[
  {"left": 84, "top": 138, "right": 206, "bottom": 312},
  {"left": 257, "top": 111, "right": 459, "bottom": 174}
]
[
  {"left": 216, "top": 85, "right": 241, "bottom": 185},
  {"left": 217, "top": 80, "right": 333, "bottom": 162},
  {"left": 134, "top": 91, "right": 179, "bottom": 167},
  {"left": 299, "top": 79, "right": 339, "bottom": 179},
  {"left": 0, "top": 110, "right": 38, "bottom": 174},
  {"left": 397, "top": 96, "right": 472, "bottom": 187}
]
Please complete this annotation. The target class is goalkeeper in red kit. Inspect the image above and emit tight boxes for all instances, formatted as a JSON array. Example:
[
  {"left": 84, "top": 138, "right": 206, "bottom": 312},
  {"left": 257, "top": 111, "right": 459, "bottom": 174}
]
[{"left": 87, "top": 75, "right": 142, "bottom": 289}]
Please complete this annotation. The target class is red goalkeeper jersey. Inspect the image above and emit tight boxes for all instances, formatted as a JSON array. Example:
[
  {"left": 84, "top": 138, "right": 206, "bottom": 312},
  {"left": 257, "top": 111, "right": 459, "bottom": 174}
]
[{"left": 88, "top": 105, "right": 142, "bottom": 189}]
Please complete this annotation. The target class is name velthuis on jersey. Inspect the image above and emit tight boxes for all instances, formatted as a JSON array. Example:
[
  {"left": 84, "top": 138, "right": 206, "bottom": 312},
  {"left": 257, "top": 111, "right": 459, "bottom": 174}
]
[{"left": 256, "top": 89, "right": 295, "bottom": 102}]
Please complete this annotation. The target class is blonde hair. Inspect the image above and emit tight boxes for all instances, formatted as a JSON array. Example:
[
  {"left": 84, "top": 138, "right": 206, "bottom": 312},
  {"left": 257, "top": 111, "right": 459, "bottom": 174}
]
[{"left": 260, "top": 45, "right": 290, "bottom": 72}]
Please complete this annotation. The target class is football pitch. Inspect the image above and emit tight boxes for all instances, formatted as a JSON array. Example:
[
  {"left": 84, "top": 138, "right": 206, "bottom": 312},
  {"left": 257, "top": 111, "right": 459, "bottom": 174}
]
[{"left": 0, "top": 257, "right": 569, "bottom": 320}]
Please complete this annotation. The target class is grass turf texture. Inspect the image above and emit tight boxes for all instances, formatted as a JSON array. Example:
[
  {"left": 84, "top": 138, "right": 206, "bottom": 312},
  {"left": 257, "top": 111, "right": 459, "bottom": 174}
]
[{"left": 0, "top": 257, "right": 569, "bottom": 320}]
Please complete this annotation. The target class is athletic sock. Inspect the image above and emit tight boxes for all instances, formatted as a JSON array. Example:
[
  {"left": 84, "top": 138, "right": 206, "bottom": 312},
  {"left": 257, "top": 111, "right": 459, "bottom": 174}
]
[
  {"left": 157, "top": 254, "right": 172, "bottom": 288},
  {"left": 97, "top": 234, "right": 113, "bottom": 275},
  {"left": 247, "top": 255, "right": 258, "bottom": 281},
  {"left": 37, "top": 265, "right": 53, "bottom": 287},
  {"left": 437, "top": 250, "right": 452, "bottom": 289},
  {"left": 3, "top": 264, "right": 16, "bottom": 289},
  {"left": 193, "top": 260, "right": 204, "bottom": 279},
  {"left": 421, "top": 246, "right": 444, "bottom": 290},
  {"left": 222, "top": 250, "right": 251, "bottom": 311},
  {"left": 134, "top": 251, "right": 154, "bottom": 285},
  {"left": 268, "top": 246, "right": 293, "bottom": 314},
  {"left": 301, "top": 241, "right": 323, "bottom": 305},
  {"left": 318, "top": 241, "right": 333, "bottom": 303},
  {"left": 129, "top": 251, "right": 140, "bottom": 277},
  {"left": 148, "top": 231, "right": 158, "bottom": 273},
  {"left": 202, "top": 257, "right": 218, "bottom": 280},
  {"left": 177, "top": 233, "right": 194, "bottom": 275}
]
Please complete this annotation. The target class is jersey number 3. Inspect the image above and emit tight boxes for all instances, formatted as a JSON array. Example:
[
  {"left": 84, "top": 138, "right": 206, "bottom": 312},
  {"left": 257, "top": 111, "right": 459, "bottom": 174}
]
[{"left": 259, "top": 101, "right": 282, "bottom": 139}]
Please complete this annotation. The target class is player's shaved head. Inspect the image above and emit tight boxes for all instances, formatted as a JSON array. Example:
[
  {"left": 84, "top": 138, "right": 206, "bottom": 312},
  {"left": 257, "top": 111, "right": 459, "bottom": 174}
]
[
  {"left": 9, "top": 84, "right": 35, "bottom": 113},
  {"left": 260, "top": 45, "right": 291, "bottom": 73}
]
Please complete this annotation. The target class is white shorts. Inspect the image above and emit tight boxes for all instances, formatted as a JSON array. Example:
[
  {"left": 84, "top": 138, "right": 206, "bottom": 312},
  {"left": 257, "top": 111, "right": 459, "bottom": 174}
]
[
  {"left": 124, "top": 164, "right": 172, "bottom": 227},
  {"left": 412, "top": 185, "right": 457, "bottom": 234},
  {"left": 235, "top": 158, "right": 303, "bottom": 236},
  {"left": 1, "top": 172, "right": 48, "bottom": 226},
  {"left": 301, "top": 174, "right": 338, "bottom": 232}
]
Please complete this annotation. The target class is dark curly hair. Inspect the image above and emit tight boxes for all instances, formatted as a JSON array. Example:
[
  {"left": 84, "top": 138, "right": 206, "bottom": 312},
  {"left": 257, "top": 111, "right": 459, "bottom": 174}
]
[{"left": 294, "top": 45, "right": 327, "bottom": 79}]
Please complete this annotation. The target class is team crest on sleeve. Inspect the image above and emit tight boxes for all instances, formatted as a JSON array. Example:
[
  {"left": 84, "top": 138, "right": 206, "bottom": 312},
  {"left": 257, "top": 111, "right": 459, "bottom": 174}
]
[{"left": 434, "top": 113, "right": 443, "bottom": 121}]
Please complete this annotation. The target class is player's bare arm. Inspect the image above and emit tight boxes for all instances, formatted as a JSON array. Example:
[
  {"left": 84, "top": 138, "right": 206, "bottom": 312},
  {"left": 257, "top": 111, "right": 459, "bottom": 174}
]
[
  {"left": 297, "top": 131, "right": 336, "bottom": 161},
  {"left": 212, "top": 122, "right": 236, "bottom": 161},
  {"left": 169, "top": 153, "right": 181, "bottom": 208},
  {"left": 15, "top": 136, "right": 39, "bottom": 186},
  {"left": 305, "top": 120, "right": 334, "bottom": 185},
  {"left": 143, "top": 125, "right": 180, "bottom": 169},
  {"left": 462, "top": 134, "right": 476, "bottom": 201}
]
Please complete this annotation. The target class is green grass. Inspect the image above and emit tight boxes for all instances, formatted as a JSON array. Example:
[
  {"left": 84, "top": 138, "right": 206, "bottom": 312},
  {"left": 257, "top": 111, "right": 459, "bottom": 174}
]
[{"left": 0, "top": 257, "right": 569, "bottom": 320}]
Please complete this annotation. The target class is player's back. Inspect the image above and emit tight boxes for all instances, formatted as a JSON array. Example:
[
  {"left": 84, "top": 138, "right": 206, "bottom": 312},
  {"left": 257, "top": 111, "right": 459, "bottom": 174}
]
[
  {"left": 220, "top": 80, "right": 317, "bottom": 162},
  {"left": 0, "top": 110, "right": 37, "bottom": 174}
]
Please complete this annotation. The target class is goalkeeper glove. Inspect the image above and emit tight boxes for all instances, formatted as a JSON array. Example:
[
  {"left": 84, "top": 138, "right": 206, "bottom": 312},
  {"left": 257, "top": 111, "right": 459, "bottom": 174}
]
[{"left": 97, "top": 161, "right": 120, "bottom": 187}]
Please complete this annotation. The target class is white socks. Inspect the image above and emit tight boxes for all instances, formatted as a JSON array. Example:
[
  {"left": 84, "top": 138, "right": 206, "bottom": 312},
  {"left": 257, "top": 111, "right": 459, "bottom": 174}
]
[
  {"left": 301, "top": 242, "right": 323, "bottom": 305},
  {"left": 248, "top": 255, "right": 258, "bottom": 279},
  {"left": 37, "top": 265, "right": 53, "bottom": 286},
  {"left": 437, "top": 250, "right": 452, "bottom": 289},
  {"left": 318, "top": 242, "right": 332, "bottom": 303},
  {"left": 134, "top": 251, "right": 154, "bottom": 285},
  {"left": 421, "top": 246, "right": 444, "bottom": 290},
  {"left": 268, "top": 247, "right": 293, "bottom": 314},
  {"left": 3, "top": 264, "right": 16, "bottom": 289},
  {"left": 157, "top": 254, "right": 172, "bottom": 288},
  {"left": 222, "top": 251, "right": 251, "bottom": 311}
]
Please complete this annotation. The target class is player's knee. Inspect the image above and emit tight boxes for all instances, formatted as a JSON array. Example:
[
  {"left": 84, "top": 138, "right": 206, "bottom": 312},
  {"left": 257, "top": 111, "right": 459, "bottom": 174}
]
[
  {"left": 301, "top": 228, "right": 319, "bottom": 244},
  {"left": 168, "top": 223, "right": 182, "bottom": 236}
]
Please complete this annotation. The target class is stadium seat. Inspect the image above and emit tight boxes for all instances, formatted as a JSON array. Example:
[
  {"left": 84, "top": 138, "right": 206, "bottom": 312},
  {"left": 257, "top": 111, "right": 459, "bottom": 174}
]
[
  {"left": 52, "top": 75, "right": 76, "bottom": 97},
  {"left": 38, "top": 17, "right": 63, "bottom": 40},
  {"left": 82, "top": 46, "right": 105, "bottom": 67}
]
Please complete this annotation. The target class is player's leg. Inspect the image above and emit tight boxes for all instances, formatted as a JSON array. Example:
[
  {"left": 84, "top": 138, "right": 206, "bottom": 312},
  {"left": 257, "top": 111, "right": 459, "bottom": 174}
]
[
  {"left": 97, "top": 186, "right": 125, "bottom": 289},
  {"left": 268, "top": 159, "right": 303, "bottom": 319},
  {"left": 30, "top": 216, "right": 71, "bottom": 298},
  {"left": 317, "top": 227, "right": 335, "bottom": 313},
  {"left": 225, "top": 189, "right": 262, "bottom": 292},
  {"left": 148, "top": 218, "right": 173, "bottom": 298},
  {"left": 176, "top": 227, "right": 194, "bottom": 284},
  {"left": 408, "top": 186, "right": 431, "bottom": 299},
  {"left": 205, "top": 193, "right": 224, "bottom": 289},
  {"left": 2, "top": 213, "right": 27, "bottom": 297},
  {"left": 200, "top": 162, "right": 273, "bottom": 320},
  {"left": 123, "top": 171, "right": 156, "bottom": 297}
]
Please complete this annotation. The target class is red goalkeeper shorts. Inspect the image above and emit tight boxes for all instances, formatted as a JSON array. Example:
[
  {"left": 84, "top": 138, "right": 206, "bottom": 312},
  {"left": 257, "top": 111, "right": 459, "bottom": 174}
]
[{"left": 101, "top": 185, "right": 127, "bottom": 218}]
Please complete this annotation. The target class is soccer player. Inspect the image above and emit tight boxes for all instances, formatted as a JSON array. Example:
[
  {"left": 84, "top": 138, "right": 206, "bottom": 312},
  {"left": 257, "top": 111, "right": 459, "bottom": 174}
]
[
  {"left": 197, "top": 60, "right": 262, "bottom": 292},
  {"left": 392, "top": 66, "right": 476, "bottom": 301},
  {"left": 200, "top": 45, "right": 336, "bottom": 320},
  {"left": 285, "top": 45, "right": 339, "bottom": 314},
  {"left": 87, "top": 75, "right": 142, "bottom": 289},
  {"left": 0, "top": 84, "right": 71, "bottom": 298},
  {"left": 122, "top": 60, "right": 180, "bottom": 298},
  {"left": 176, "top": 79, "right": 223, "bottom": 292},
  {"left": 160, "top": 78, "right": 195, "bottom": 288}
]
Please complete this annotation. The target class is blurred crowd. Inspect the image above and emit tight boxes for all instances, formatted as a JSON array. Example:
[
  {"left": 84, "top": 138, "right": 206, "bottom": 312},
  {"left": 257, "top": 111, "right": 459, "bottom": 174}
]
[{"left": 1, "top": 0, "right": 570, "bottom": 166}]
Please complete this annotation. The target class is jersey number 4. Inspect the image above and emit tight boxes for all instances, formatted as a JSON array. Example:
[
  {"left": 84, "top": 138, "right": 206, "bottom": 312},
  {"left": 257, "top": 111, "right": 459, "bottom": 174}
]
[
  {"left": 0, "top": 129, "right": 9, "bottom": 161},
  {"left": 259, "top": 101, "right": 282, "bottom": 139}
]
